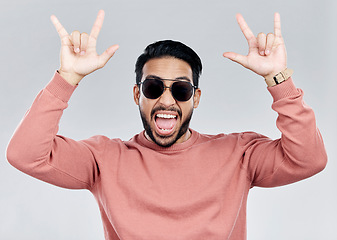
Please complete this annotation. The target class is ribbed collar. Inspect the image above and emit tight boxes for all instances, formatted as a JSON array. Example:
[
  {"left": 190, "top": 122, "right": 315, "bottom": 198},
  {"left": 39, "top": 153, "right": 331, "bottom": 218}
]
[{"left": 136, "top": 128, "right": 200, "bottom": 152}]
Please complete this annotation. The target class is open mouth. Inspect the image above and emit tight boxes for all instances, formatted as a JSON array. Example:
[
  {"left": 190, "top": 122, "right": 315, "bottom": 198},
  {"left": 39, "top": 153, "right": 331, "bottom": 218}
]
[{"left": 154, "top": 113, "right": 178, "bottom": 136}]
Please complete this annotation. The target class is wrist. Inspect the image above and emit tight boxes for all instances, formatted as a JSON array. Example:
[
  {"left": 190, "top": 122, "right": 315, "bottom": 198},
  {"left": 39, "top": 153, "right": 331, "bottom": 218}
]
[
  {"left": 58, "top": 69, "right": 84, "bottom": 86},
  {"left": 264, "top": 68, "right": 293, "bottom": 87}
]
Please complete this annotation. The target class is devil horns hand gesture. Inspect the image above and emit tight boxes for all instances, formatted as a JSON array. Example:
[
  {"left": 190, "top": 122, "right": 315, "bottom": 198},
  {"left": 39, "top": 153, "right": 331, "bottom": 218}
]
[
  {"left": 223, "top": 13, "right": 287, "bottom": 82},
  {"left": 50, "top": 10, "right": 119, "bottom": 86}
]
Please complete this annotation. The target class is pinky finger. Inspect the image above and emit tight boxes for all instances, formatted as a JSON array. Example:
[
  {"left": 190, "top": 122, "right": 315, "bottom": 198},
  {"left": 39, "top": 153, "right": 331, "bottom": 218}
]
[
  {"left": 50, "top": 15, "right": 70, "bottom": 44},
  {"left": 274, "top": 12, "right": 282, "bottom": 37},
  {"left": 97, "top": 44, "right": 120, "bottom": 68}
]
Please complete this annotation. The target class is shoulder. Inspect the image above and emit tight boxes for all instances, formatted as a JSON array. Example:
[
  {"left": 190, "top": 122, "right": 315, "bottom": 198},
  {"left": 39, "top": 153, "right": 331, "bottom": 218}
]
[
  {"left": 196, "top": 130, "right": 269, "bottom": 148},
  {"left": 197, "top": 130, "right": 266, "bottom": 141},
  {"left": 79, "top": 135, "right": 125, "bottom": 152}
]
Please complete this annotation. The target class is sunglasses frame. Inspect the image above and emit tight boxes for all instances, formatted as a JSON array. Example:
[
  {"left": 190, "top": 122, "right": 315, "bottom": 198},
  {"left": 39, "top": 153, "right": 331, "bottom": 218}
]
[{"left": 138, "top": 78, "right": 198, "bottom": 102}]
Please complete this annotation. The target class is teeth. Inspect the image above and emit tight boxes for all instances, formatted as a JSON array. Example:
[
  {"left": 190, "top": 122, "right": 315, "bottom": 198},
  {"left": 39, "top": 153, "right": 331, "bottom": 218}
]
[
  {"left": 160, "top": 128, "right": 171, "bottom": 131},
  {"left": 156, "top": 114, "right": 176, "bottom": 119}
]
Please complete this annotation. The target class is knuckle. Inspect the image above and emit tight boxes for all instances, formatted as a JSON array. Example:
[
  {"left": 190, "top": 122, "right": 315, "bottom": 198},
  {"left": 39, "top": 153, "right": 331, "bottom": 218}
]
[
  {"left": 71, "top": 30, "right": 80, "bottom": 36},
  {"left": 257, "top": 32, "right": 266, "bottom": 37}
]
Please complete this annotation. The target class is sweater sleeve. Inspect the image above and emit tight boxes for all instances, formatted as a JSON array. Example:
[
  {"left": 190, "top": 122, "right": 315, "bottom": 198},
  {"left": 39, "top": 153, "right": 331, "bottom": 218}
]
[
  {"left": 6, "top": 72, "right": 103, "bottom": 190},
  {"left": 243, "top": 77, "right": 327, "bottom": 187}
]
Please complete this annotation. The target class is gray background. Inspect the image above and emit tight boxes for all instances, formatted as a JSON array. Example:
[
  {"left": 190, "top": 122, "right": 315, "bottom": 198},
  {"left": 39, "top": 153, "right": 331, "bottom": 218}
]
[{"left": 1, "top": 0, "right": 336, "bottom": 239}]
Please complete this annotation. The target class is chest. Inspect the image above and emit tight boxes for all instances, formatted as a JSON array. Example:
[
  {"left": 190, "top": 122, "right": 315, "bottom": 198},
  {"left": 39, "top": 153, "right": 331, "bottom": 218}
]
[{"left": 93, "top": 149, "right": 250, "bottom": 239}]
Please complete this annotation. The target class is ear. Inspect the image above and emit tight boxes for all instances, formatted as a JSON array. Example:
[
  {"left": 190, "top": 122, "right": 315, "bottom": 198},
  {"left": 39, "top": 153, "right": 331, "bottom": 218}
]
[
  {"left": 133, "top": 85, "right": 140, "bottom": 105},
  {"left": 193, "top": 88, "right": 201, "bottom": 108}
]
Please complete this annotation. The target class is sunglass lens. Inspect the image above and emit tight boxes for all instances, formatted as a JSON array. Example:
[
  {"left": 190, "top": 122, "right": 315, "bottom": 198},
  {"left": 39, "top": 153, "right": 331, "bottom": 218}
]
[
  {"left": 142, "top": 79, "right": 163, "bottom": 99},
  {"left": 172, "top": 81, "right": 193, "bottom": 101}
]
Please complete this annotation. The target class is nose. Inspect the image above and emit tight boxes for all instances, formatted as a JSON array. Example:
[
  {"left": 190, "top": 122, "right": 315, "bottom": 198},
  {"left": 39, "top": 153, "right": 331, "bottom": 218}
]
[{"left": 158, "top": 86, "right": 176, "bottom": 107}]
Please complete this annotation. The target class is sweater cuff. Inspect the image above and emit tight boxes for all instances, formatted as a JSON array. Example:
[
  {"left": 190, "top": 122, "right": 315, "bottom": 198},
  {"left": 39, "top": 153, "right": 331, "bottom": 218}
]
[
  {"left": 267, "top": 77, "right": 300, "bottom": 102},
  {"left": 45, "top": 71, "right": 77, "bottom": 102}
]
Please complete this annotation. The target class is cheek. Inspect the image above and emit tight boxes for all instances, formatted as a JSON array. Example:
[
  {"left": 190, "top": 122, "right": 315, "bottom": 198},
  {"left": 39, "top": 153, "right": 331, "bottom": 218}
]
[
  {"left": 139, "top": 97, "right": 156, "bottom": 117},
  {"left": 138, "top": 95, "right": 147, "bottom": 107},
  {"left": 180, "top": 102, "right": 194, "bottom": 117}
]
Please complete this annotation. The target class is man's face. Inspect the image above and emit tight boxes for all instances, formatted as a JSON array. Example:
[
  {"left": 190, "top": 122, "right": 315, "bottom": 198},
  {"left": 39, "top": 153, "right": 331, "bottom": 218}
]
[{"left": 133, "top": 57, "right": 201, "bottom": 147}]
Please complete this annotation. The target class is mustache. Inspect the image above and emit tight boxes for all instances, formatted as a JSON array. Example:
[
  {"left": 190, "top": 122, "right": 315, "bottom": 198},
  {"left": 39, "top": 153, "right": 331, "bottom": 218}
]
[{"left": 151, "top": 106, "right": 182, "bottom": 118}]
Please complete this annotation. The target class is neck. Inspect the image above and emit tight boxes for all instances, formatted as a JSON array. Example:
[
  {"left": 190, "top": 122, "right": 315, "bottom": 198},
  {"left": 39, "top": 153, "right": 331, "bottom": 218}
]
[{"left": 144, "top": 129, "right": 192, "bottom": 146}]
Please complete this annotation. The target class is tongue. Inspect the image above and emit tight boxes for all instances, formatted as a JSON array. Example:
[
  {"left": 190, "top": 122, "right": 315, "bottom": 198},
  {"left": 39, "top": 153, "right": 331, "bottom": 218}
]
[{"left": 156, "top": 118, "right": 177, "bottom": 130}]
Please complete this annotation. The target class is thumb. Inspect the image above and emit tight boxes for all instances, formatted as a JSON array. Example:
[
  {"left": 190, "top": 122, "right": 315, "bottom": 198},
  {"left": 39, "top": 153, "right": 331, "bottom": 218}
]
[
  {"left": 98, "top": 44, "right": 119, "bottom": 68},
  {"left": 223, "top": 52, "right": 248, "bottom": 68}
]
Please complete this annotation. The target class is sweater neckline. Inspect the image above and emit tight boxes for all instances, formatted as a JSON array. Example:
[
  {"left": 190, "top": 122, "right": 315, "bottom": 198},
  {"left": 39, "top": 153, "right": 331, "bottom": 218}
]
[{"left": 137, "top": 129, "right": 200, "bottom": 152}]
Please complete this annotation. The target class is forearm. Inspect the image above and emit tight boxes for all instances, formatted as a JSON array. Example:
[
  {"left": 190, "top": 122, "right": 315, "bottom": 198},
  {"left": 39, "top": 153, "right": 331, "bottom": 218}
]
[
  {"left": 7, "top": 72, "right": 73, "bottom": 162},
  {"left": 248, "top": 78, "right": 327, "bottom": 187},
  {"left": 272, "top": 78, "right": 326, "bottom": 170},
  {"left": 6, "top": 72, "right": 98, "bottom": 189}
]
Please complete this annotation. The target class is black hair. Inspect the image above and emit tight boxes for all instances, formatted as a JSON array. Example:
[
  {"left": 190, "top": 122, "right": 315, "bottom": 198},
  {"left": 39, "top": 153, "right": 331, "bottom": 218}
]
[{"left": 135, "top": 40, "right": 202, "bottom": 87}]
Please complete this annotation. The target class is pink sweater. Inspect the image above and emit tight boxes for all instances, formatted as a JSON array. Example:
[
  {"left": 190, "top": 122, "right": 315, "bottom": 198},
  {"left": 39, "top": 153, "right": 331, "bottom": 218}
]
[{"left": 7, "top": 72, "right": 327, "bottom": 239}]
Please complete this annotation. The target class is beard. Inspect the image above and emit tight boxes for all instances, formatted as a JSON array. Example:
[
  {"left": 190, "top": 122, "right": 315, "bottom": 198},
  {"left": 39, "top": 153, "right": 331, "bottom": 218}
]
[{"left": 139, "top": 106, "right": 193, "bottom": 148}]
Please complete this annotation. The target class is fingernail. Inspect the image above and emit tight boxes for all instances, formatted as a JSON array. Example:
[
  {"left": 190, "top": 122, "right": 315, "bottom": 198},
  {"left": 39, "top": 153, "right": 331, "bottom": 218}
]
[
  {"left": 265, "top": 50, "right": 270, "bottom": 55},
  {"left": 80, "top": 51, "right": 86, "bottom": 55},
  {"left": 260, "top": 51, "right": 265, "bottom": 56},
  {"left": 74, "top": 47, "right": 80, "bottom": 53}
]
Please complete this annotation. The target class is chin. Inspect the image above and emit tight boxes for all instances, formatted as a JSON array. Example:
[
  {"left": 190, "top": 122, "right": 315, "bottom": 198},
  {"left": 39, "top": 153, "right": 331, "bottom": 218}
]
[
  {"left": 152, "top": 132, "right": 180, "bottom": 148},
  {"left": 140, "top": 108, "right": 193, "bottom": 148}
]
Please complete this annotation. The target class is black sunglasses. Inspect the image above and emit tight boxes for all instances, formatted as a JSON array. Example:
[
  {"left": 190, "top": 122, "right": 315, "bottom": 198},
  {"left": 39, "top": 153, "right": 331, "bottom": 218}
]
[{"left": 138, "top": 78, "right": 197, "bottom": 102}]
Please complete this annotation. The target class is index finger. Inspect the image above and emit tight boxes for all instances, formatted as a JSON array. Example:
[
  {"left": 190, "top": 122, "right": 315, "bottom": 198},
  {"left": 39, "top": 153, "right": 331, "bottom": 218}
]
[
  {"left": 50, "top": 15, "right": 69, "bottom": 39},
  {"left": 90, "top": 10, "right": 105, "bottom": 39},
  {"left": 236, "top": 13, "right": 256, "bottom": 44},
  {"left": 274, "top": 12, "right": 282, "bottom": 37}
]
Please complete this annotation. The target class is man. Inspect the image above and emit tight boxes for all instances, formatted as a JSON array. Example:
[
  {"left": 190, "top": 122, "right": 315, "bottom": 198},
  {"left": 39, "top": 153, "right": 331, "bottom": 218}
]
[{"left": 7, "top": 10, "right": 327, "bottom": 240}]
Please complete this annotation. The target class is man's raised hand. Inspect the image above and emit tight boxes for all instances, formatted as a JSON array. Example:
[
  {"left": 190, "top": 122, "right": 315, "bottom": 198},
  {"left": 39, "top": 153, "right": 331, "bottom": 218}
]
[
  {"left": 223, "top": 13, "right": 287, "bottom": 81},
  {"left": 50, "top": 10, "right": 119, "bottom": 86}
]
